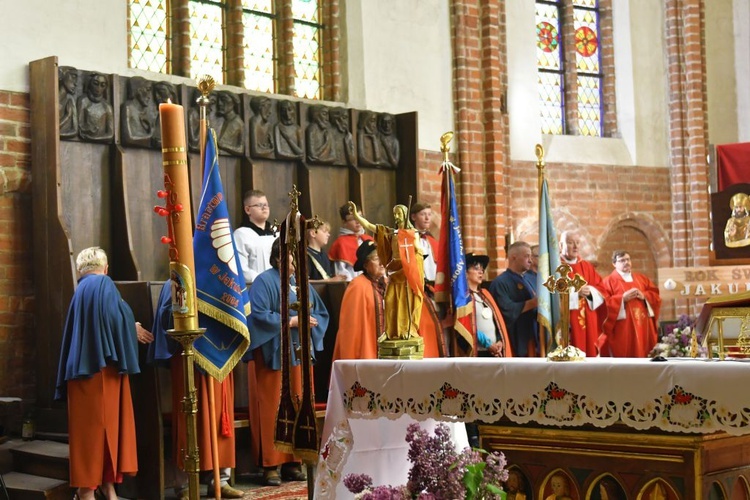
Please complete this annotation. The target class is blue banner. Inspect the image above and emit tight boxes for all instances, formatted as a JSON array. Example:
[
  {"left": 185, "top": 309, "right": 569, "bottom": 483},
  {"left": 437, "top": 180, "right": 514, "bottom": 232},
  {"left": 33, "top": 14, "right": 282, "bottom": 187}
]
[
  {"left": 193, "top": 130, "right": 251, "bottom": 381},
  {"left": 537, "top": 178, "right": 561, "bottom": 350},
  {"left": 435, "top": 163, "right": 473, "bottom": 343}
]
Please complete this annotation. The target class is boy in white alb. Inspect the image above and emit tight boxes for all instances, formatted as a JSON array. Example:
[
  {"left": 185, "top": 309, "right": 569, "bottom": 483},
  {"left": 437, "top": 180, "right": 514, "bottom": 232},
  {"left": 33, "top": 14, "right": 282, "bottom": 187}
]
[{"left": 233, "top": 189, "right": 277, "bottom": 285}]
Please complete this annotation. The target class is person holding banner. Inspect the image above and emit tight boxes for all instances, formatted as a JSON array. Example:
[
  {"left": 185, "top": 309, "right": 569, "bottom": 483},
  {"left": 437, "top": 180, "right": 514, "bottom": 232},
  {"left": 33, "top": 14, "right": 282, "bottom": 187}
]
[
  {"left": 246, "top": 237, "right": 329, "bottom": 486},
  {"left": 149, "top": 282, "right": 244, "bottom": 499},
  {"left": 599, "top": 251, "right": 661, "bottom": 357},
  {"left": 558, "top": 230, "right": 606, "bottom": 356},
  {"left": 410, "top": 202, "right": 438, "bottom": 284},
  {"left": 490, "top": 242, "right": 539, "bottom": 357}
]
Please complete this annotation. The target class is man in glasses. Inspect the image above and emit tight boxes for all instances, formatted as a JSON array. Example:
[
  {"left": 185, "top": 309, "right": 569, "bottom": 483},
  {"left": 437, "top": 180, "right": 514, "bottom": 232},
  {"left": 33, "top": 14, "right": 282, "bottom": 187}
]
[
  {"left": 233, "top": 189, "right": 278, "bottom": 285},
  {"left": 600, "top": 250, "right": 661, "bottom": 358}
]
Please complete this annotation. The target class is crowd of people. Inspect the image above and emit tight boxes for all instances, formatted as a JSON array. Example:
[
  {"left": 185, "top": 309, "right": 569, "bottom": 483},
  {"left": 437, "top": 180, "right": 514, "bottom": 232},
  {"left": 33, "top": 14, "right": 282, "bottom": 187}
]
[{"left": 54, "top": 191, "right": 663, "bottom": 497}]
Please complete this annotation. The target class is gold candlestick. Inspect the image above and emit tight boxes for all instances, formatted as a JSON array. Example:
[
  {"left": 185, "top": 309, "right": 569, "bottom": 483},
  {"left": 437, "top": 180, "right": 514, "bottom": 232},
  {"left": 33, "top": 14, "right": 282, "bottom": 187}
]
[{"left": 544, "top": 263, "right": 587, "bottom": 362}]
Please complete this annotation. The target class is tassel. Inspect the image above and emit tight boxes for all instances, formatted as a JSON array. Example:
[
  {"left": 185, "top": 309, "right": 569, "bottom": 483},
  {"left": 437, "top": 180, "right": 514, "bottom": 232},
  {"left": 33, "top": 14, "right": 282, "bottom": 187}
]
[{"left": 220, "top": 380, "right": 232, "bottom": 437}]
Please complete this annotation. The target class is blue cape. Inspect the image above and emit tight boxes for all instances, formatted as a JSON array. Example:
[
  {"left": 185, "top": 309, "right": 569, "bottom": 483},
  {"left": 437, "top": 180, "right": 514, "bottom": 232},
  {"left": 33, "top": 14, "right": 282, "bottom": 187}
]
[
  {"left": 245, "top": 267, "right": 329, "bottom": 370},
  {"left": 146, "top": 281, "right": 180, "bottom": 367},
  {"left": 54, "top": 274, "right": 140, "bottom": 400}
]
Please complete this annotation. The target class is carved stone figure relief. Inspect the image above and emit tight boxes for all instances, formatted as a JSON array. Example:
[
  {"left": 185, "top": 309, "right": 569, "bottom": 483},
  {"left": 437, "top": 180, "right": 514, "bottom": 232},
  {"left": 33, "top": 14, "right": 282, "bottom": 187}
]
[
  {"left": 378, "top": 113, "right": 400, "bottom": 169},
  {"left": 215, "top": 91, "right": 245, "bottom": 156},
  {"left": 54, "top": 69, "right": 407, "bottom": 164},
  {"left": 357, "top": 110, "right": 383, "bottom": 168},
  {"left": 58, "top": 66, "right": 78, "bottom": 139},
  {"left": 274, "top": 100, "right": 303, "bottom": 160},
  {"left": 329, "top": 107, "right": 354, "bottom": 166},
  {"left": 151, "top": 81, "right": 178, "bottom": 148},
  {"left": 306, "top": 105, "right": 335, "bottom": 165},
  {"left": 77, "top": 72, "right": 114, "bottom": 143},
  {"left": 249, "top": 96, "right": 275, "bottom": 159},
  {"left": 120, "top": 77, "right": 155, "bottom": 148}
]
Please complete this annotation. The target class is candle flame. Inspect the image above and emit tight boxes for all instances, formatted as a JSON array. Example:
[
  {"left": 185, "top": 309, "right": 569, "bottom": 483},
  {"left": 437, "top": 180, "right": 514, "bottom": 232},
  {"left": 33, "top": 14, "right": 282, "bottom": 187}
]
[{"left": 167, "top": 98, "right": 173, "bottom": 104}]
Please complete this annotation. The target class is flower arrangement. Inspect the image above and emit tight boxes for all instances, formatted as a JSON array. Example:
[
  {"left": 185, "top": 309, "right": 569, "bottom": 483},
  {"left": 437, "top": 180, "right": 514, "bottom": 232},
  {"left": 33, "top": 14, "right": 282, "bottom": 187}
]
[
  {"left": 648, "top": 314, "right": 707, "bottom": 358},
  {"left": 343, "top": 422, "right": 509, "bottom": 500}
]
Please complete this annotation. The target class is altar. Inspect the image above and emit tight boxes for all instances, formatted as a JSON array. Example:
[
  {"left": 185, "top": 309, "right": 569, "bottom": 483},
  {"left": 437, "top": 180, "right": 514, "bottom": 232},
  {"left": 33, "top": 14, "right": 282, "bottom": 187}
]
[{"left": 314, "top": 358, "right": 750, "bottom": 499}]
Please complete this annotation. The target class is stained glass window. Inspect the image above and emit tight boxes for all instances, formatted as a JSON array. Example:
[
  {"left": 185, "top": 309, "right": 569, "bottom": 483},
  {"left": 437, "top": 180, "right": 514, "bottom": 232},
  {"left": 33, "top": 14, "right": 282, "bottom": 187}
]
[
  {"left": 573, "top": 2, "right": 602, "bottom": 136},
  {"left": 291, "top": 0, "right": 322, "bottom": 100},
  {"left": 128, "top": 0, "right": 169, "bottom": 74},
  {"left": 241, "top": 0, "right": 276, "bottom": 93},
  {"left": 189, "top": 0, "right": 226, "bottom": 84},
  {"left": 127, "top": 0, "right": 327, "bottom": 100},
  {"left": 536, "top": 1, "right": 564, "bottom": 135},
  {"left": 535, "top": 0, "right": 604, "bottom": 137}
]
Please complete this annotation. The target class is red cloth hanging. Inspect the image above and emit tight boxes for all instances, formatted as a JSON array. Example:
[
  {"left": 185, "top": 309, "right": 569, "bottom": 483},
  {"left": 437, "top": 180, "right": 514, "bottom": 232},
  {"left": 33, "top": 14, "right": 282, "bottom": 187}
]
[{"left": 717, "top": 142, "right": 750, "bottom": 190}]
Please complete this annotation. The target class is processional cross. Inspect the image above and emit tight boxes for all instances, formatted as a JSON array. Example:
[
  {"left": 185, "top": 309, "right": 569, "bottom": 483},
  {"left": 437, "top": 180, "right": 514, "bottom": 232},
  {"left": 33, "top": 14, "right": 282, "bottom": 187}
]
[{"left": 543, "top": 263, "right": 587, "bottom": 361}]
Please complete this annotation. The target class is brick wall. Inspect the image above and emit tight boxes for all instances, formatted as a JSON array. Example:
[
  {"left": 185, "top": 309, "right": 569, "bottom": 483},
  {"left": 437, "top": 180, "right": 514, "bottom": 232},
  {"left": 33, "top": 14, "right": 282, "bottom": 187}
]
[
  {"left": 0, "top": 91, "right": 34, "bottom": 400},
  {"left": 665, "top": 0, "right": 711, "bottom": 317}
]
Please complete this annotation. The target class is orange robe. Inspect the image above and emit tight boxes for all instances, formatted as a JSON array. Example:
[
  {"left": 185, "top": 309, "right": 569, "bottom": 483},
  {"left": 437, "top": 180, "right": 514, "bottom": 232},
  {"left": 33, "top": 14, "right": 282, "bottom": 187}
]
[
  {"left": 247, "top": 351, "right": 302, "bottom": 467},
  {"left": 600, "top": 271, "right": 661, "bottom": 357},
  {"left": 333, "top": 274, "right": 385, "bottom": 361},
  {"left": 67, "top": 366, "right": 138, "bottom": 487},
  {"left": 170, "top": 358, "right": 235, "bottom": 471},
  {"left": 566, "top": 259, "right": 607, "bottom": 356}
]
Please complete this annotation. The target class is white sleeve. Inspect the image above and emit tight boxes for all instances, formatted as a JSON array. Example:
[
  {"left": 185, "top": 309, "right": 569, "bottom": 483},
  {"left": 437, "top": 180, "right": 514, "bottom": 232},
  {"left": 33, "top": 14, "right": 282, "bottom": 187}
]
[
  {"left": 588, "top": 287, "right": 605, "bottom": 310},
  {"left": 334, "top": 261, "right": 357, "bottom": 281},
  {"left": 233, "top": 228, "right": 255, "bottom": 284}
]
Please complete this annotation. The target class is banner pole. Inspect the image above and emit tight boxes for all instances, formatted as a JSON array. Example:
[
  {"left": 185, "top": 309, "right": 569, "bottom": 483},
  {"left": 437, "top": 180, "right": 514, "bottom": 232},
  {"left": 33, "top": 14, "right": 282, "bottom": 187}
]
[{"left": 196, "top": 75, "right": 222, "bottom": 500}]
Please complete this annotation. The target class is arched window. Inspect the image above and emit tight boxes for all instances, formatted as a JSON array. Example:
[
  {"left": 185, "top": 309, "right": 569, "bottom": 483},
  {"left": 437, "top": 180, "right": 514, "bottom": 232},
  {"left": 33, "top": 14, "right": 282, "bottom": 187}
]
[
  {"left": 536, "top": 0, "right": 607, "bottom": 137},
  {"left": 127, "top": 0, "right": 331, "bottom": 100}
]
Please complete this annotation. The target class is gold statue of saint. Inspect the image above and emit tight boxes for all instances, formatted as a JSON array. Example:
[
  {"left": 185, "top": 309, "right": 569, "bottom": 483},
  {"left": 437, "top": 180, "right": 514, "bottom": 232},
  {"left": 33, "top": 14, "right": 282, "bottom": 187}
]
[
  {"left": 347, "top": 201, "right": 425, "bottom": 340},
  {"left": 724, "top": 192, "right": 750, "bottom": 248}
]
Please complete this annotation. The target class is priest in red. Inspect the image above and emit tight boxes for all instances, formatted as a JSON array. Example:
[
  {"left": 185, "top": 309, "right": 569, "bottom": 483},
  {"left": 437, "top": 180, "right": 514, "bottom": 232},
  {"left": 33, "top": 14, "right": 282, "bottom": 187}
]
[
  {"left": 599, "top": 251, "right": 661, "bottom": 357},
  {"left": 559, "top": 231, "right": 607, "bottom": 356}
]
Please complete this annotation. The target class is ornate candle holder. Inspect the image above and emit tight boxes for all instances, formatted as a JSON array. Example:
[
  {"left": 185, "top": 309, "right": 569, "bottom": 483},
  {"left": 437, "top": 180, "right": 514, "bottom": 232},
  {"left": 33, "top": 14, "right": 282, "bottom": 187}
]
[
  {"left": 155, "top": 95, "right": 206, "bottom": 499},
  {"left": 544, "top": 263, "right": 586, "bottom": 362}
]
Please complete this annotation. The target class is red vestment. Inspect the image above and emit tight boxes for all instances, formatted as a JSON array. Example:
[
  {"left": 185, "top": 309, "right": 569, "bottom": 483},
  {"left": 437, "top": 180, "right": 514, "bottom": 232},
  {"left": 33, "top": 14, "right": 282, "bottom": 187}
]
[
  {"left": 423, "top": 233, "right": 438, "bottom": 258},
  {"left": 328, "top": 233, "right": 373, "bottom": 267},
  {"left": 67, "top": 366, "right": 138, "bottom": 487},
  {"left": 566, "top": 259, "right": 607, "bottom": 356},
  {"left": 333, "top": 274, "right": 385, "bottom": 361},
  {"left": 600, "top": 271, "right": 661, "bottom": 357}
]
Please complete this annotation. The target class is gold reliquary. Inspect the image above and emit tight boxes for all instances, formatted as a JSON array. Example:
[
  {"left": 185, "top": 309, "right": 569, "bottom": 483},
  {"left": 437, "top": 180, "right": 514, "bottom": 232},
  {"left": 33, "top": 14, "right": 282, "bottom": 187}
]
[{"left": 696, "top": 290, "right": 750, "bottom": 360}]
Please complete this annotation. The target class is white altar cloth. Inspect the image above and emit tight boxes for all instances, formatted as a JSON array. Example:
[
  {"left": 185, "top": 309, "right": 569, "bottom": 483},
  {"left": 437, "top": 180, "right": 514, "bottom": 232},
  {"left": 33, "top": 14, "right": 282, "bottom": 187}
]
[{"left": 314, "top": 357, "right": 750, "bottom": 498}]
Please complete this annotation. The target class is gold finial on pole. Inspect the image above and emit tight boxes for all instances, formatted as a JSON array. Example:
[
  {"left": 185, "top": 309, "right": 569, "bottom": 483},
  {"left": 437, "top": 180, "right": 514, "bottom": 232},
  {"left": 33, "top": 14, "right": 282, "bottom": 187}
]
[
  {"left": 543, "top": 263, "right": 587, "bottom": 362},
  {"left": 440, "top": 131, "right": 454, "bottom": 164},
  {"left": 535, "top": 143, "right": 546, "bottom": 198},
  {"left": 197, "top": 75, "right": 215, "bottom": 178}
]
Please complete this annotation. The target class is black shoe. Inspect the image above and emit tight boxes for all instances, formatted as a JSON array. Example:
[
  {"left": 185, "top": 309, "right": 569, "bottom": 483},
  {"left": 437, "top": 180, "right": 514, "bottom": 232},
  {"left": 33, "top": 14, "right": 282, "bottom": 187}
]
[
  {"left": 281, "top": 464, "right": 307, "bottom": 481},
  {"left": 263, "top": 467, "right": 281, "bottom": 486}
]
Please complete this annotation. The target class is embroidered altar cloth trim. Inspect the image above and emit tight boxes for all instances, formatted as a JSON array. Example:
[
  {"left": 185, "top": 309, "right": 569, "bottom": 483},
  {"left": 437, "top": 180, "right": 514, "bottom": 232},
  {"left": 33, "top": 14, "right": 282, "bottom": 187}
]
[{"left": 315, "top": 357, "right": 750, "bottom": 498}]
